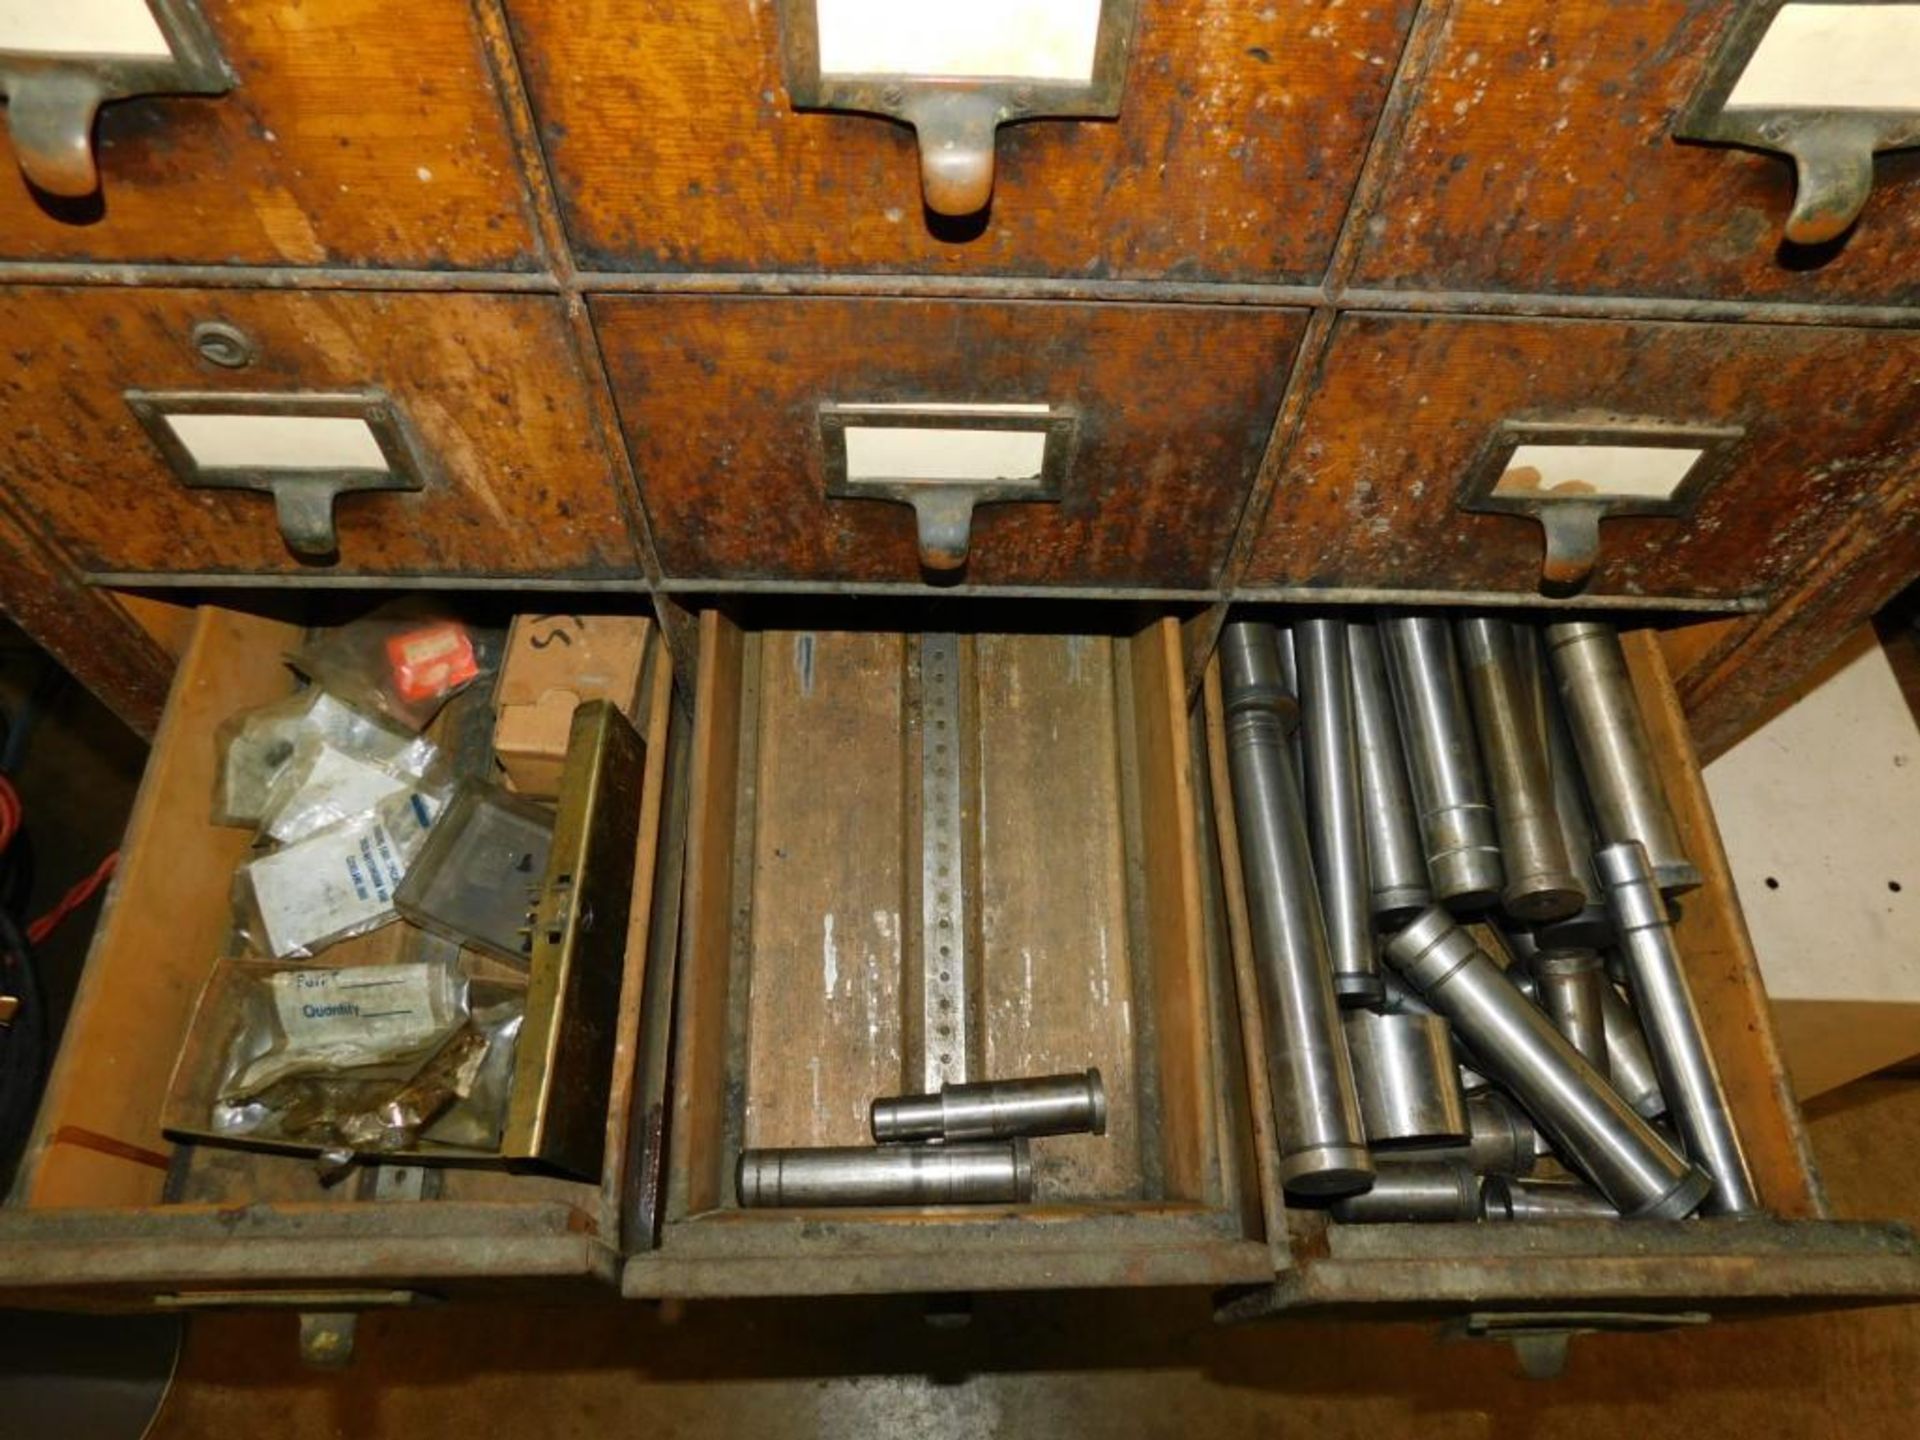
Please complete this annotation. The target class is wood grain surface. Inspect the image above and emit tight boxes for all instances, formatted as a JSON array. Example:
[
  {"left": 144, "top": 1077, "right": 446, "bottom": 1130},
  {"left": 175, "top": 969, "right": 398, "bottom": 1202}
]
[
  {"left": 0, "top": 287, "right": 639, "bottom": 577},
  {"left": 505, "top": 0, "right": 1415, "bottom": 281},
  {"left": 1353, "top": 0, "right": 1920, "bottom": 304},
  {"left": 0, "top": 0, "right": 540, "bottom": 269},
  {"left": 976, "top": 633, "right": 1140, "bottom": 1199},
  {"left": 593, "top": 294, "right": 1303, "bottom": 588},
  {"left": 1243, "top": 312, "right": 1920, "bottom": 600}
]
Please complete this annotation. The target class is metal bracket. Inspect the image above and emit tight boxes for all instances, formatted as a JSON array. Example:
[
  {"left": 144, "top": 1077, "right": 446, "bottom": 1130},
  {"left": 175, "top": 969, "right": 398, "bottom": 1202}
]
[
  {"left": 918, "top": 634, "right": 970, "bottom": 1090},
  {"left": 1459, "top": 419, "right": 1745, "bottom": 597},
  {"left": 0, "top": 0, "right": 232, "bottom": 199},
  {"left": 1453, "top": 1310, "right": 1713, "bottom": 1380},
  {"left": 821, "top": 403, "right": 1076, "bottom": 573},
  {"left": 125, "top": 389, "right": 430, "bottom": 561},
  {"left": 777, "top": 0, "right": 1139, "bottom": 216},
  {"left": 1675, "top": 0, "right": 1920, "bottom": 245}
]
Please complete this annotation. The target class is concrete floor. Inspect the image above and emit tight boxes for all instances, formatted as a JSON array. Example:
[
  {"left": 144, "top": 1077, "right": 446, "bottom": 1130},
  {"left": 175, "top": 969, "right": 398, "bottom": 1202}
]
[{"left": 151, "top": 1078, "right": 1920, "bottom": 1440}]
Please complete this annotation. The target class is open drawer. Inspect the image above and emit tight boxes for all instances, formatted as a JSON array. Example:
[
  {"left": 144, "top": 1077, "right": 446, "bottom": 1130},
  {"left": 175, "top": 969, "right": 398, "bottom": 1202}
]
[
  {"left": 0, "top": 603, "right": 679, "bottom": 1313},
  {"left": 625, "top": 606, "right": 1270, "bottom": 1297},
  {"left": 1201, "top": 617, "right": 1920, "bottom": 1329}
]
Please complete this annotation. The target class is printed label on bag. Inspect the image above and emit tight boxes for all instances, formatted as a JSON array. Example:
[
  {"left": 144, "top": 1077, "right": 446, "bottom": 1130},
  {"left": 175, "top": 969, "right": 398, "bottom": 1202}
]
[
  {"left": 269, "top": 962, "right": 445, "bottom": 1053},
  {"left": 247, "top": 789, "right": 441, "bottom": 957}
]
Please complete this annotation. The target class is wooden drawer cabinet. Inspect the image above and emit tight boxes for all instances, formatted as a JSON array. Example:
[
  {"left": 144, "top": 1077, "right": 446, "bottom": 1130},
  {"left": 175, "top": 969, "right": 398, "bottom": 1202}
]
[
  {"left": 0, "top": 600, "right": 1912, "bottom": 1323},
  {"left": 1357, "top": 0, "right": 1920, "bottom": 305},
  {"left": 594, "top": 295, "right": 1302, "bottom": 590},
  {"left": 505, "top": 0, "right": 1415, "bottom": 280},
  {"left": 0, "top": 1, "right": 538, "bottom": 270},
  {"left": 1242, "top": 313, "right": 1920, "bottom": 604},
  {"left": 0, "top": 606, "right": 676, "bottom": 1308},
  {"left": 0, "top": 288, "right": 641, "bottom": 581}
]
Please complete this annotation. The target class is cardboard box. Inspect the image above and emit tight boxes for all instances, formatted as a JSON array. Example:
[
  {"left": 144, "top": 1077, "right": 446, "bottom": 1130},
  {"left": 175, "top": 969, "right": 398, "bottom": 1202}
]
[{"left": 493, "top": 614, "right": 650, "bottom": 797}]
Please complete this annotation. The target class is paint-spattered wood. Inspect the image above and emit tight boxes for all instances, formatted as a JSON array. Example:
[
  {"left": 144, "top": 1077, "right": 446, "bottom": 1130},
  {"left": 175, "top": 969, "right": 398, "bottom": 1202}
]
[
  {"left": 976, "top": 633, "right": 1140, "bottom": 1200},
  {"left": 505, "top": 0, "right": 1414, "bottom": 281},
  {"left": 0, "top": 494, "right": 173, "bottom": 737},
  {"left": 0, "top": 0, "right": 538, "bottom": 269},
  {"left": 1243, "top": 313, "right": 1920, "bottom": 600},
  {"left": 744, "top": 631, "right": 907, "bottom": 1150},
  {"left": 0, "top": 288, "right": 638, "bottom": 579},
  {"left": 1666, "top": 497, "right": 1920, "bottom": 762},
  {"left": 1354, "top": 0, "right": 1920, "bottom": 305},
  {"left": 593, "top": 295, "right": 1302, "bottom": 589}
]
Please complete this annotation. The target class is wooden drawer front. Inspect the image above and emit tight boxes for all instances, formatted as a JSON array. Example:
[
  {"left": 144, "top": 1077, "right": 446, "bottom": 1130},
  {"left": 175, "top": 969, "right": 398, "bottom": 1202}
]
[
  {"left": 1355, "top": 1, "right": 1920, "bottom": 305},
  {"left": 0, "top": 0, "right": 537, "bottom": 269},
  {"left": 0, "top": 289, "right": 640, "bottom": 580},
  {"left": 0, "top": 604, "right": 675, "bottom": 1308},
  {"left": 504, "top": 0, "right": 1414, "bottom": 281},
  {"left": 1203, "top": 621, "right": 1920, "bottom": 1319},
  {"left": 595, "top": 296, "right": 1303, "bottom": 589},
  {"left": 1243, "top": 313, "right": 1920, "bottom": 603},
  {"left": 629, "top": 610, "right": 1269, "bottom": 1298}
]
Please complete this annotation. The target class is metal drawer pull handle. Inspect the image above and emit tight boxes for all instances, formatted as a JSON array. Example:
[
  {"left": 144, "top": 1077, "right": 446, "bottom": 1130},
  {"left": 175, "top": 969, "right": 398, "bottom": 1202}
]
[
  {"left": 1675, "top": 1, "right": 1920, "bottom": 245},
  {"left": 821, "top": 401, "right": 1076, "bottom": 571},
  {"left": 778, "top": 0, "right": 1139, "bottom": 217},
  {"left": 1458, "top": 420, "right": 1745, "bottom": 597},
  {"left": 0, "top": 0, "right": 231, "bottom": 199},
  {"left": 126, "top": 389, "right": 430, "bottom": 560}
]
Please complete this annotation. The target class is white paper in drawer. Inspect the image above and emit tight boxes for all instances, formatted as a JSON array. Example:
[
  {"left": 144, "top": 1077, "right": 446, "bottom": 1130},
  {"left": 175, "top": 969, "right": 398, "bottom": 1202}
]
[{"left": 244, "top": 788, "right": 444, "bottom": 958}]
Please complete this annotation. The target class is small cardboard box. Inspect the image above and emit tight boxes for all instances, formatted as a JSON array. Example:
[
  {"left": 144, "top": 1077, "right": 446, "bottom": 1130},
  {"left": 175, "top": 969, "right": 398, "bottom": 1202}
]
[{"left": 493, "top": 614, "right": 650, "bottom": 798}]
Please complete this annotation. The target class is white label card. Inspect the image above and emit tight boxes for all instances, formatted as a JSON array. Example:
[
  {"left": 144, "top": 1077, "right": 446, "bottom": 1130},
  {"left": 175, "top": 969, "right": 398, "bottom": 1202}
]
[
  {"left": 1496, "top": 444, "right": 1708, "bottom": 503},
  {"left": 814, "top": 0, "right": 1104, "bottom": 82},
  {"left": 0, "top": 0, "right": 172, "bottom": 59},
  {"left": 270, "top": 963, "right": 446, "bottom": 1053},
  {"left": 163, "top": 413, "right": 390, "bottom": 474},
  {"left": 1727, "top": 4, "right": 1920, "bottom": 111}
]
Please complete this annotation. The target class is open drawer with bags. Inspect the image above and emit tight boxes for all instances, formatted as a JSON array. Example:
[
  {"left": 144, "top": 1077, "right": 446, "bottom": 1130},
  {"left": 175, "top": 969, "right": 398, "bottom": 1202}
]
[{"left": 0, "top": 601, "right": 678, "bottom": 1317}]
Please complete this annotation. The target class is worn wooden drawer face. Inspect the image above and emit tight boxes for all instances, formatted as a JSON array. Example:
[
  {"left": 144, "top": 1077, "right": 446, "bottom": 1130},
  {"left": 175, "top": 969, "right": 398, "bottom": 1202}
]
[
  {"left": 627, "top": 611, "right": 1269, "bottom": 1297},
  {"left": 0, "top": 0, "right": 538, "bottom": 269},
  {"left": 505, "top": 0, "right": 1415, "bottom": 281},
  {"left": 1203, "top": 621, "right": 1920, "bottom": 1319},
  {"left": 594, "top": 296, "right": 1303, "bottom": 590},
  {"left": 1356, "top": 0, "right": 1920, "bottom": 305},
  {"left": 0, "top": 288, "right": 640, "bottom": 580},
  {"left": 1243, "top": 313, "right": 1920, "bottom": 603},
  {"left": 0, "top": 605, "right": 675, "bottom": 1309}
]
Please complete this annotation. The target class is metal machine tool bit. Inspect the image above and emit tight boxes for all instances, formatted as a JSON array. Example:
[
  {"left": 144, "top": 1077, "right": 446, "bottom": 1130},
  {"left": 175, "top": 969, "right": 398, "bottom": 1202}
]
[
  {"left": 1544, "top": 622, "right": 1701, "bottom": 894},
  {"left": 1597, "top": 842, "right": 1761, "bottom": 1217},
  {"left": 736, "top": 1141, "right": 1033, "bottom": 1208},
  {"left": 1348, "top": 622, "right": 1432, "bottom": 925},
  {"left": 1524, "top": 629, "right": 1614, "bottom": 947},
  {"left": 1531, "top": 948, "right": 1611, "bottom": 1072},
  {"left": 1597, "top": 981, "right": 1668, "bottom": 1120},
  {"left": 1512, "top": 925, "right": 1665, "bottom": 1119},
  {"left": 1380, "top": 616, "right": 1505, "bottom": 908},
  {"left": 1457, "top": 616, "right": 1584, "bottom": 922},
  {"left": 1297, "top": 618, "right": 1383, "bottom": 1004},
  {"left": 871, "top": 1070, "right": 1106, "bottom": 1144},
  {"left": 1330, "top": 1160, "right": 1482, "bottom": 1224},
  {"left": 1481, "top": 1176, "right": 1621, "bottom": 1221},
  {"left": 1221, "top": 621, "right": 1372, "bottom": 1197},
  {"left": 1343, "top": 1010, "right": 1469, "bottom": 1147},
  {"left": 1385, "top": 908, "right": 1708, "bottom": 1219},
  {"left": 1405, "top": 1092, "right": 1541, "bottom": 1177}
]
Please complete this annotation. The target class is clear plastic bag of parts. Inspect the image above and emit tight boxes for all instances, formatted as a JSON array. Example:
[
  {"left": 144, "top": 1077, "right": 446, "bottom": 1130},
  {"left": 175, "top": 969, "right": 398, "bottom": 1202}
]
[
  {"left": 236, "top": 786, "right": 447, "bottom": 959},
  {"left": 214, "top": 687, "right": 434, "bottom": 830},
  {"left": 209, "top": 955, "right": 525, "bottom": 1154},
  {"left": 256, "top": 721, "right": 444, "bottom": 846},
  {"left": 288, "top": 602, "right": 499, "bottom": 733}
]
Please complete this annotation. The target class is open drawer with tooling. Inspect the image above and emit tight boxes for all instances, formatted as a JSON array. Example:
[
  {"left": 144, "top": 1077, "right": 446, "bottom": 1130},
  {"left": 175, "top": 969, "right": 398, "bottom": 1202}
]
[
  {"left": 1199, "top": 614, "right": 1920, "bottom": 1335},
  {"left": 625, "top": 603, "right": 1270, "bottom": 1297},
  {"left": 0, "top": 601, "right": 679, "bottom": 1316}
]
